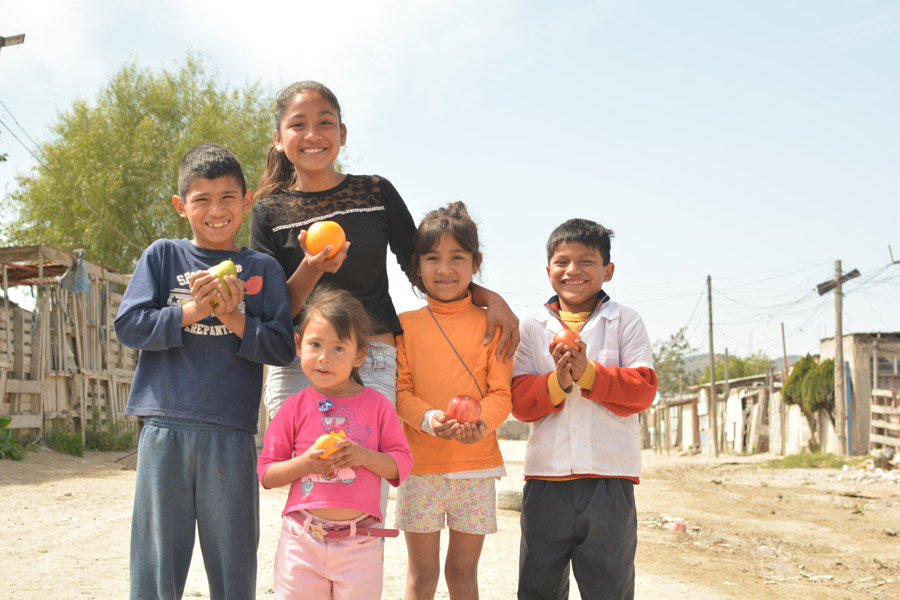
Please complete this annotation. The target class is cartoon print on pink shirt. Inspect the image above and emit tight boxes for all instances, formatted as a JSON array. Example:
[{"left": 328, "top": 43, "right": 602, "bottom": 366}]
[{"left": 300, "top": 398, "right": 371, "bottom": 495}]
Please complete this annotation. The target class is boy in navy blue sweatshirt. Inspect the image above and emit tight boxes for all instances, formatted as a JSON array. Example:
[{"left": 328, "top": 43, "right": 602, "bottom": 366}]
[{"left": 115, "top": 143, "right": 295, "bottom": 600}]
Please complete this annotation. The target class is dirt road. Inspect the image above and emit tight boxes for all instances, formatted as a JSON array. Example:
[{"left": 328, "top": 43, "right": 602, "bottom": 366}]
[{"left": 2, "top": 441, "right": 898, "bottom": 599}]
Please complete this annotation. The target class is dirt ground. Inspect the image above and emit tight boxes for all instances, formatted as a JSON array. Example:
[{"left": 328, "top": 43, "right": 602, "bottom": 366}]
[{"left": 2, "top": 440, "right": 899, "bottom": 599}]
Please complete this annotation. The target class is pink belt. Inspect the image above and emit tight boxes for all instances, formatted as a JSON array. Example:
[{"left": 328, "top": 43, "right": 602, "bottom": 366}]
[{"left": 296, "top": 511, "right": 400, "bottom": 541}]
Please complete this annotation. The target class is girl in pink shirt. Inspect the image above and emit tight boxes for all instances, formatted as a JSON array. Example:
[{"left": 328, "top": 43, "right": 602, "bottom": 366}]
[{"left": 258, "top": 286, "right": 413, "bottom": 600}]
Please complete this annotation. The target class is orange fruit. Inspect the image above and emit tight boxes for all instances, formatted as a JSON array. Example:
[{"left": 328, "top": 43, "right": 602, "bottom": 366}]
[
  {"left": 306, "top": 221, "right": 346, "bottom": 259},
  {"left": 312, "top": 430, "right": 346, "bottom": 459}
]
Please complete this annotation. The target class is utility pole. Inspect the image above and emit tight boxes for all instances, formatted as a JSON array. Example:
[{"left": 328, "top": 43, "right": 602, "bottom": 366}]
[
  {"left": 707, "top": 275, "right": 719, "bottom": 457},
  {"left": 816, "top": 261, "right": 860, "bottom": 455}
]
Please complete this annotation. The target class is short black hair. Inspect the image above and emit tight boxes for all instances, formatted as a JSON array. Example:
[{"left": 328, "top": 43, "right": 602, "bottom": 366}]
[
  {"left": 177, "top": 143, "right": 246, "bottom": 199},
  {"left": 546, "top": 218, "right": 615, "bottom": 265}
]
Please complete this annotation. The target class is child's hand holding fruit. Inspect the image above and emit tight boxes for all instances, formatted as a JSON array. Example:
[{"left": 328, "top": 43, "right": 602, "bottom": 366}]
[{"left": 550, "top": 328, "right": 587, "bottom": 390}]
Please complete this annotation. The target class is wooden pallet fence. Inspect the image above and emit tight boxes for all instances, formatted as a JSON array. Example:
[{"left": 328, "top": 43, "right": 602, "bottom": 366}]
[
  {"left": 870, "top": 388, "right": 900, "bottom": 453},
  {"left": 0, "top": 245, "right": 138, "bottom": 441}
]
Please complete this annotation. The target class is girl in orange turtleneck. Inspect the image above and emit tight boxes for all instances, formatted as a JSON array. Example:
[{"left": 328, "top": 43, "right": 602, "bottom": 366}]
[{"left": 395, "top": 201, "right": 513, "bottom": 600}]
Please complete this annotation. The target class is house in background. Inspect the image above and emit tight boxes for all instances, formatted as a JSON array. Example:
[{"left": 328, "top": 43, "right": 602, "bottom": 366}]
[
  {"left": 647, "top": 331, "right": 900, "bottom": 456},
  {"left": 818, "top": 332, "right": 900, "bottom": 455}
]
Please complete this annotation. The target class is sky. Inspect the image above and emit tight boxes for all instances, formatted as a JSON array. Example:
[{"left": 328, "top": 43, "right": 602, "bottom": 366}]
[{"left": 1, "top": 0, "right": 898, "bottom": 360}]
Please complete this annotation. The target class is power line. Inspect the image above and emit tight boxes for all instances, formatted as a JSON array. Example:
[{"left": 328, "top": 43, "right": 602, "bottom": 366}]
[{"left": 0, "top": 98, "right": 46, "bottom": 158}]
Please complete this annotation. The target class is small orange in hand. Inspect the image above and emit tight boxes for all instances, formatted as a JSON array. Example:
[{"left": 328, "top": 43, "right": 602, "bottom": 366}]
[
  {"left": 312, "top": 430, "right": 346, "bottom": 459},
  {"left": 306, "top": 221, "right": 346, "bottom": 258}
]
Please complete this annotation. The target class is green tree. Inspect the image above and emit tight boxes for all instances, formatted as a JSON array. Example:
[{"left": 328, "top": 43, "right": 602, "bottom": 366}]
[
  {"left": 782, "top": 354, "right": 833, "bottom": 451},
  {"left": 801, "top": 359, "right": 835, "bottom": 421},
  {"left": 652, "top": 327, "right": 695, "bottom": 396},
  {"left": 3, "top": 54, "right": 273, "bottom": 273},
  {"left": 783, "top": 354, "right": 815, "bottom": 407},
  {"left": 698, "top": 350, "right": 772, "bottom": 384}
]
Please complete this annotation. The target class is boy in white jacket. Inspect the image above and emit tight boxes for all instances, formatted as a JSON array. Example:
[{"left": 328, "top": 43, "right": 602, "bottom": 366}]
[{"left": 511, "top": 218, "right": 658, "bottom": 600}]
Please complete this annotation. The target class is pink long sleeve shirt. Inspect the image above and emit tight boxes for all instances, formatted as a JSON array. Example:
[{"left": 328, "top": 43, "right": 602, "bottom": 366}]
[{"left": 258, "top": 386, "right": 413, "bottom": 521}]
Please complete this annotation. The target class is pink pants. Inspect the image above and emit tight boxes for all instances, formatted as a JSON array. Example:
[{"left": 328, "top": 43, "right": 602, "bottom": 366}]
[{"left": 273, "top": 511, "right": 384, "bottom": 600}]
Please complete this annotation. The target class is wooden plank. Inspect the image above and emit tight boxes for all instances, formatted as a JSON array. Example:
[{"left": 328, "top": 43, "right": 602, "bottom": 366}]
[
  {"left": 104, "top": 282, "right": 111, "bottom": 373},
  {"left": 0, "top": 246, "right": 49, "bottom": 264},
  {"left": 13, "top": 307, "right": 24, "bottom": 379},
  {"left": 6, "top": 379, "right": 42, "bottom": 394},
  {"left": 870, "top": 418, "right": 900, "bottom": 430},
  {"left": 29, "top": 291, "right": 46, "bottom": 380},
  {"left": 4, "top": 414, "right": 42, "bottom": 429},
  {"left": 36, "top": 244, "right": 74, "bottom": 267},
  {"left": 110, "top": 367, "right": 135, "bottom": 380},
  {"left": 871, "top": 405, "right": 900, "bottom": 417},
  {"left": 2, "top": 265, "right": 11, "bottom": 364},
  {"left": 869, "top": 433, "right": 900, "bottom": 446}
]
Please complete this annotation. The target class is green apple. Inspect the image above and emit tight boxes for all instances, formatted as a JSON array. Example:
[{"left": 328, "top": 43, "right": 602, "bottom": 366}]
[{"left": 208, "top": 259, "right": 237, "bottom": 304}]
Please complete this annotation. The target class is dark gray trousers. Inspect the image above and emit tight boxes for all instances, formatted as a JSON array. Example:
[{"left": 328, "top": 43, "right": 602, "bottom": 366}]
[{"left": 518, "top": 478, "right": 636, "bottom": 600}]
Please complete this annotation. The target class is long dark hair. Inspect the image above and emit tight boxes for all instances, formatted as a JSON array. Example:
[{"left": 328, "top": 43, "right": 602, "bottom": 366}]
[{"left": 255, "top": 81, "right": 343, "bottom": 200}]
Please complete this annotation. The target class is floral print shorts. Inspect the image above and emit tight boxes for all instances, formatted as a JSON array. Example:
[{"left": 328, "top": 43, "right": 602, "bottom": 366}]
[{"left": 395, "top": 474, "right": 497, "bottom": 535}]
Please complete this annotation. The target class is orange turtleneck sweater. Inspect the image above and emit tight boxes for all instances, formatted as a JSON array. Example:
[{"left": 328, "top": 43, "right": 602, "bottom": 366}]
[{"left": 396, "top": 294, "right": 512, "bottom": 475}]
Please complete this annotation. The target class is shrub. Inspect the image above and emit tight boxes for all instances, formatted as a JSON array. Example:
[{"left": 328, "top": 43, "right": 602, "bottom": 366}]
[
  {"left": 46, "top": 427, "right": 84, "bottom": 457},
  {"left": 85, "top": 423, "right": 136, "bottom": 452},
  {"left": 0, "top": 416, "right": 25, "bottom": 461}
]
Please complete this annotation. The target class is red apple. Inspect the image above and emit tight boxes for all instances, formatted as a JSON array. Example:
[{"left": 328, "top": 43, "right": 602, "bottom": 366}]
[
  {"left": 446, "top": 395, "right": 481, "bottom": 424},
  {"left": 552, "top": 328, "right": 582, "bottom": 349}
]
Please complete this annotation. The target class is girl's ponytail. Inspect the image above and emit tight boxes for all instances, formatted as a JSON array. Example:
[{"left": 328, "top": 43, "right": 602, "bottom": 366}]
[{"left": 256, "top": 144, "right": 297, "bottom": 200}]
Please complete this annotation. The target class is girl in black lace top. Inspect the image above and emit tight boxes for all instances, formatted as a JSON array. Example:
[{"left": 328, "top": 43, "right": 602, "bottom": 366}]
[{"left": 250, "top": 81, "right": 518, "bottom": 419}]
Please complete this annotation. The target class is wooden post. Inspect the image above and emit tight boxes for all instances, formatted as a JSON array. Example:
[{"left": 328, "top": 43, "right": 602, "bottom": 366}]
[
  {"left": 780, "top": 322, "right": 788, "bottom": 455},
  {"left": 665, "top": 403, "right": 670, "bottom": 455},
  {"left": 723, "top": 348, "right": 730, "bottom": 452},
  {"left": 12, "top": 308, "right": 24, "bottom": 414},
  {"left": 834, "top": 260, "right": 847, "bottom": 455},
  {"left": 679, "top": 374, "right": 684, "bottom": 450},
  {"left": 707, "top": 275, "right": 719, "bottom": 457},
  {"left": 3, "top": 265, "right": 12, "bottom": 365},
  {"left": 873, "top": 334, "right": 880, "bottom": 396}
]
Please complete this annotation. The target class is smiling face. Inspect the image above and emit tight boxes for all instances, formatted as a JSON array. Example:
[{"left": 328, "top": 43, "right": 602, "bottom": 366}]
[
  {"left": 417, "top": 232, "right": 479, "bottom": 302},
  {"left": 172, "top": 175, "right": 252, "bottom": 251},
  {"left": 273, "top": 90, "right": 347, "bottom": 182},
  {"left": 546, "top": 241, "right": 614, "bottom": 313},
  {"left": 298, "top": 312, "right": 367, "bottom": 397}
]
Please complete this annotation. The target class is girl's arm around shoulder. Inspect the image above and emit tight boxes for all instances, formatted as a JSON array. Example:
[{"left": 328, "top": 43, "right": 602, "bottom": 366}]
[
  {"left": 234, "top": 257, "right": 295, "bottom": 367},
  {"left": 378, "top": 176, "right": 417, "bottom": 282},
  {"left": 114, "top": 241, "right": 184, "bottom": 351},
  {"left": 470, "top": 283, "right": 519, "bottom": 361}
]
